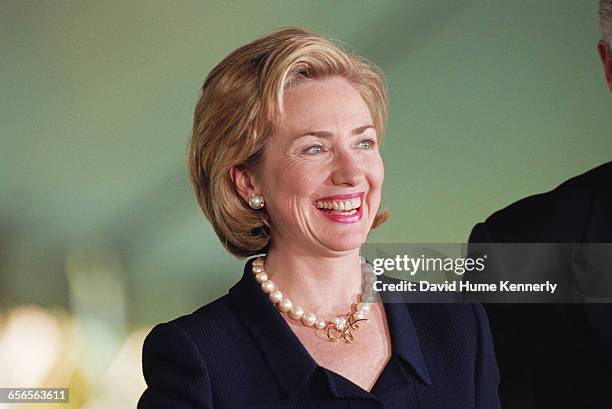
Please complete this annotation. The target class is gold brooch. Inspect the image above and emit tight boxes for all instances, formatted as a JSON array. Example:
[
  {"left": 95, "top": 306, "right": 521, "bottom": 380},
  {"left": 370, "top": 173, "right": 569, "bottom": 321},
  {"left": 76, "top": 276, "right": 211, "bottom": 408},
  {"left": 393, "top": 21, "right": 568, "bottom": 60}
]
[{"left": 325, "top": 310, "right": 369, "bottom": 343}]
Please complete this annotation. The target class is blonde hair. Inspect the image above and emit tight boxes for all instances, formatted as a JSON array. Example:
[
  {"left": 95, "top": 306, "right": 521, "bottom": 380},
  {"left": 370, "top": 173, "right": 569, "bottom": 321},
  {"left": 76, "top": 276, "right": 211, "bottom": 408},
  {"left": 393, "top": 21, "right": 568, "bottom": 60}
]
[{"left": 188, "top": 27, "right": 389, "bottom": 258}]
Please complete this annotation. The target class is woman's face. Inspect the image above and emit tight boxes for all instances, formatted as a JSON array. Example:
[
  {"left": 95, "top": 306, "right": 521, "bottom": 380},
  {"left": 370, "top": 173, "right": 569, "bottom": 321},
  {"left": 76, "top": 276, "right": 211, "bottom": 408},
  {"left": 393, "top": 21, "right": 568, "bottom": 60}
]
[{"left": 258, "top": 76, "right": 384, "bottom": 255}]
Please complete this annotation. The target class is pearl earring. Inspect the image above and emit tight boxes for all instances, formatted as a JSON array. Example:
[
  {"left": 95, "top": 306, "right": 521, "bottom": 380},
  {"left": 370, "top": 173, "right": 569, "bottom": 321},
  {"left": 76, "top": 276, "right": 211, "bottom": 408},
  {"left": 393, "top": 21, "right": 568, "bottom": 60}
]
[{"left": 248, "top": 193, "right": 265, "bottom": 209}]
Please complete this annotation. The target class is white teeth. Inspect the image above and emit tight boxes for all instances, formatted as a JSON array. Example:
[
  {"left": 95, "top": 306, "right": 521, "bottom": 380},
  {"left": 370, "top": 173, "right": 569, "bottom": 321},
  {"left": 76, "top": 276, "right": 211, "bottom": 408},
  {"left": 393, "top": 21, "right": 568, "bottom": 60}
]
[{"left": 315, "top": 197, "right": 362, "bottom": 211}]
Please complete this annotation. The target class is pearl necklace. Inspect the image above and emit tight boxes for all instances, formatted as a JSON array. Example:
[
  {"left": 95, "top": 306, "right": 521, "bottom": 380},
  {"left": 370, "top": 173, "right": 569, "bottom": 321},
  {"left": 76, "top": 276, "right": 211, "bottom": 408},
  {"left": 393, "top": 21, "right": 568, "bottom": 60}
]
[{"left": 251, "top": 256, "right": 375, "bottom": 343}]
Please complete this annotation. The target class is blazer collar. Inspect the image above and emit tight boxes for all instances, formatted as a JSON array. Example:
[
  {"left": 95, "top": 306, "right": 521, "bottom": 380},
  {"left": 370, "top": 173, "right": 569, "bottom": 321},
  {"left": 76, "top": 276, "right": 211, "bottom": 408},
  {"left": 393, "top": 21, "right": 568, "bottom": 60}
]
[
  {"left": 228, "top": 258, "right": 432, "bottom": 398},
  {"left": 379, "top": 276, "right": 432, "bottom": 385}
]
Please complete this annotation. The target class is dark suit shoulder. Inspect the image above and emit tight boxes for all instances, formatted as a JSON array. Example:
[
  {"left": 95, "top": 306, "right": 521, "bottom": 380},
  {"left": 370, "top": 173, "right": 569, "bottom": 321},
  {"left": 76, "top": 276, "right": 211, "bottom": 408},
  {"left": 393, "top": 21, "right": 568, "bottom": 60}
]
[
  {"left": 482, "top": 161, "right": 612, "bottom": 242},
  {"left": 138, "top": 307, "right": 220, "bottom": 408},
  {"left": 170, "top": 295, "right": 232, "bottom": 330},
  {"left": 143, "top": 294, "right": 250, "bottom": 398},
  {"left": 161, "top": 295, "right": 245, "bottom": 352}
]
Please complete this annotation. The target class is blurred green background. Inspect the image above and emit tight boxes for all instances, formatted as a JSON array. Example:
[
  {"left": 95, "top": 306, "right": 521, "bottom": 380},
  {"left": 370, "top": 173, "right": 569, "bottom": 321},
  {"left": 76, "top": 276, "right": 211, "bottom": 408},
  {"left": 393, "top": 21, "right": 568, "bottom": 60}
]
[{"left": 1, "top": 0, "right": 611, "bottom": 407}]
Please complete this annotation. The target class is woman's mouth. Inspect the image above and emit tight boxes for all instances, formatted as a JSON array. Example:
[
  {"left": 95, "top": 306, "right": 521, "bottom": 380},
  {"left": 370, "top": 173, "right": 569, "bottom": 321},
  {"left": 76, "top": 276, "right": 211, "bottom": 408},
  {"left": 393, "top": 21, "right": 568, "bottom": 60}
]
[{"left": 313, "top": 193, "right": 364, "bottom": 223}]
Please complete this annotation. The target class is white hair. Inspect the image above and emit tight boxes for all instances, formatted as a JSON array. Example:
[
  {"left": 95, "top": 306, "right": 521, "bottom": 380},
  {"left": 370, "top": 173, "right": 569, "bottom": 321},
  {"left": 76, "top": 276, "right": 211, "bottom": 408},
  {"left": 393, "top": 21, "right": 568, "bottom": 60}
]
[{"left": 600, "top": 0, "right": 612, "bottom": 45}]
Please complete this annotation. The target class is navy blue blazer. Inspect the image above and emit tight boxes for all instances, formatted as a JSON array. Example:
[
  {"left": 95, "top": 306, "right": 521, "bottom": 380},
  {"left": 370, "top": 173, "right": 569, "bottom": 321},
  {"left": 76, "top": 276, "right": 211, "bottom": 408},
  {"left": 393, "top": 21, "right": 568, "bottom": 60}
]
[{"left": 138, "top": 259, "right": 501, "bottom": 408}]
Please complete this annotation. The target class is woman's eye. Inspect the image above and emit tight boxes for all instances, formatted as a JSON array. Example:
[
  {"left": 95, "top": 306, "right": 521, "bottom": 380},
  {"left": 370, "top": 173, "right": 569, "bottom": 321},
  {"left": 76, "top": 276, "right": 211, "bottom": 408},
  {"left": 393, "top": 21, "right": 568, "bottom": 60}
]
[
  {"left": 357, "top": 138, "right": 376, "bottom": 149},
  {"left": 303, "top": 145, "right": 324, "bottom": 155}
]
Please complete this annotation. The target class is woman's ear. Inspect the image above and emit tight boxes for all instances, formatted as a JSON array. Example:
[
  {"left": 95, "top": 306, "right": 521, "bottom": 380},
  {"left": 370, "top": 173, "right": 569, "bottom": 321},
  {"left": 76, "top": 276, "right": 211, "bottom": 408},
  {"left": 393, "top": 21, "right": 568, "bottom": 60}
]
[
  {"left": 230, "top": 166, "right": 259, "bottom": 202},
  {"left": 597, "top": 40, "right": 612, "bottom": 92}
]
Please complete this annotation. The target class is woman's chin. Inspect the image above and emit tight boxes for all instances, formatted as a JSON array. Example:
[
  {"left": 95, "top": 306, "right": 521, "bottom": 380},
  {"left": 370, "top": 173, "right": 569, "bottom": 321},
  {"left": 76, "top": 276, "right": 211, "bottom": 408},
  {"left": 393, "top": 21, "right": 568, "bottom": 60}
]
[
  {"left": 317, "top": 232, "right": 366, "bottom": 253},
  {"left": 323, "top": 243, "right": 362, "bottom": 254}
]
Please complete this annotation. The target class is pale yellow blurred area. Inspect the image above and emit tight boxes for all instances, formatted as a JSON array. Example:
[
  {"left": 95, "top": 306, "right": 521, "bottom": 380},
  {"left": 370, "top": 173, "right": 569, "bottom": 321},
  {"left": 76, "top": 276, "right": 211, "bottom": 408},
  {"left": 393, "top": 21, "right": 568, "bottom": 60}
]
[
  {"left": 0, "top": 238, "right": 150, "bottom": 408},
  {"left": 0, "top": 305, "right": 149, "bottom": 409}
]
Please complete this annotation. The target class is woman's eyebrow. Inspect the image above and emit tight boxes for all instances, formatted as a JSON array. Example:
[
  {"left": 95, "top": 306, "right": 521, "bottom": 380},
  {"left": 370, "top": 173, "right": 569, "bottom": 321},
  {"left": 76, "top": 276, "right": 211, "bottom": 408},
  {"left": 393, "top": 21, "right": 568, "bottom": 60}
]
[{"left": 292, "top": 124, "right": 374, "bottom": 140}]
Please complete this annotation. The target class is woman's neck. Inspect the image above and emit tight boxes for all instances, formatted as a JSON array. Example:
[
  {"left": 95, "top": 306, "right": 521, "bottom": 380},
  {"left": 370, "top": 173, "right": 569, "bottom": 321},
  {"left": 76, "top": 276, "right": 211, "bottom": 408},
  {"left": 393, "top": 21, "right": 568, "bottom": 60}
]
[{"left": 262, "top": 242, "right": 363, "bottom": 319}]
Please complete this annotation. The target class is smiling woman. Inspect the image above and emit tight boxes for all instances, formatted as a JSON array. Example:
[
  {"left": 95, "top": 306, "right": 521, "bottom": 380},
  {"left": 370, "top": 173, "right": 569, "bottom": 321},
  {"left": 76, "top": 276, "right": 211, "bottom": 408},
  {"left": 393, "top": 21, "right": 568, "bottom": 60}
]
[{"left": 137, "top": 27, "right": 501, "bottom": 409}]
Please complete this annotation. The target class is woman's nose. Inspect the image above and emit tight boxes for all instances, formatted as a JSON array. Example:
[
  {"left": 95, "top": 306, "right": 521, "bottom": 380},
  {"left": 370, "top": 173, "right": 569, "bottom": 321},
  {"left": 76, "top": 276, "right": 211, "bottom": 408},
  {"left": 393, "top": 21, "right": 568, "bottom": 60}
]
[{"left": 330, "top": 150, "right": 363, "bottom": 186}]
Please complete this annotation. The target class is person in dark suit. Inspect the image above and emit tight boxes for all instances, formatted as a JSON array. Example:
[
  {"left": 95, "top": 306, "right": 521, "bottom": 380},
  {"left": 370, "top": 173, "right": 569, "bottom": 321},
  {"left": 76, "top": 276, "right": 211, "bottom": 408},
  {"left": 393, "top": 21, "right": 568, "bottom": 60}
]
[
  {"left": 468, "top": 4, "right": 612, "bottom": 407},
  {"left": 469, "top": 161, "right": 612, "bottom": 408},
  {"left": 138, "top": 27, "right": 501, "bottom": 408}
]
